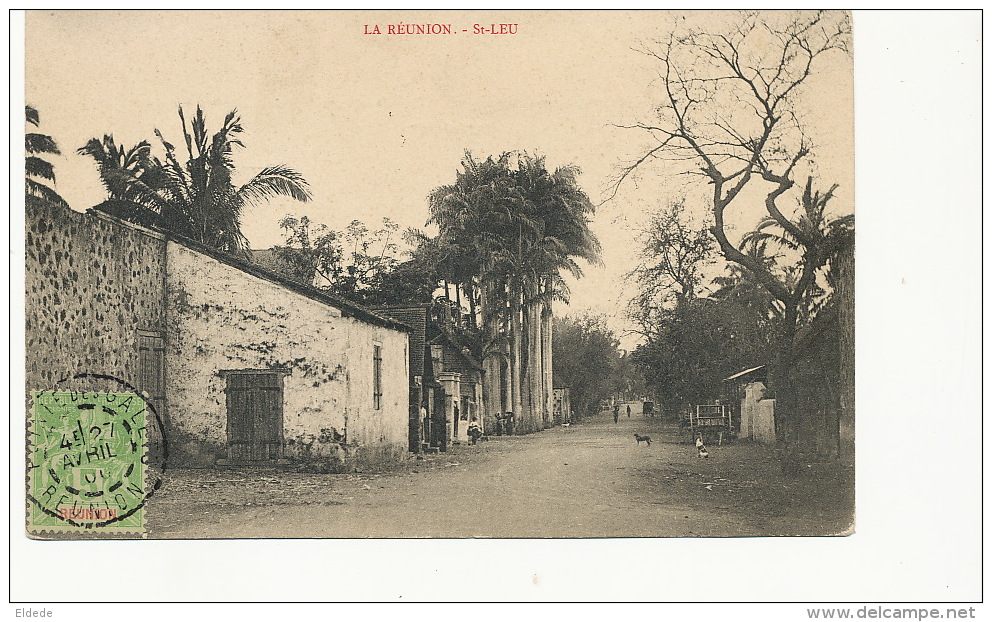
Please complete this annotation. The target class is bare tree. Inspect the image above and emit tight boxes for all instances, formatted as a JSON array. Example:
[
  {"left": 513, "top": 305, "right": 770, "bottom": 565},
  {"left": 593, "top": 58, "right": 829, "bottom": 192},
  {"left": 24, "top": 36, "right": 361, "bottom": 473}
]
[
  {"left": 617, "top": 11, "right": 853, "bottom": 469},
  {"left": 628, "top": 199, "right": 714, "bottom": 338}
]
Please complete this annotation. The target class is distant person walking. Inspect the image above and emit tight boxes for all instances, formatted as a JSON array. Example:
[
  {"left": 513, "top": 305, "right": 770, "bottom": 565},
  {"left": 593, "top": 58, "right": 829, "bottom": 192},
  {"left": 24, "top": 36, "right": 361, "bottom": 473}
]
[
  {"left": 613, "top": 404, "right": 619, "bottom": 424},
  {"left": 626, "top": 405, "right": 631, "bottom": 419}
]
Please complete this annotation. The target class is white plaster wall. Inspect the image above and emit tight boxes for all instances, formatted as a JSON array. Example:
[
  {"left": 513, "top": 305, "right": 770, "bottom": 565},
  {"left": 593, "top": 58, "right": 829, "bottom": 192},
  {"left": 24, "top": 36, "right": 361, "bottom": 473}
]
[
  {"left": 340, "top": 319, "right": 409, "bottom": 457},
  {"left": 741, "top": 381, "right": 767, "bottom": 441},
  {"left": 164, "top": 242, "right": 408, "bottom": 465}
]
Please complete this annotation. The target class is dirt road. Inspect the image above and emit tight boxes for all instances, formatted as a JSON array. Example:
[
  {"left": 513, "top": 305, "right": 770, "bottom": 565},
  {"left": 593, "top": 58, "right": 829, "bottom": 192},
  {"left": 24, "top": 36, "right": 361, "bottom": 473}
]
[{"left": 147, "top": 406, "right": 853, "bottom": 538}]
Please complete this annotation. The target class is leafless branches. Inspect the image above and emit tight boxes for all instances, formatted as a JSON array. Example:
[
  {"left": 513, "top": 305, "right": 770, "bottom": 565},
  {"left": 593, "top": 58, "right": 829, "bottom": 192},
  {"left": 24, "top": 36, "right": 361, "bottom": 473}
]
[{"left": 616, "top": 10, "right": 851, "bottom": 310}]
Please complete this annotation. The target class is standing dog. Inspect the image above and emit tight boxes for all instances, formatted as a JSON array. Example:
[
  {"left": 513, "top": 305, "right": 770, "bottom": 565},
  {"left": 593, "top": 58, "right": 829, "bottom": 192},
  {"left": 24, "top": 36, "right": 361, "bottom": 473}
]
[{"left": 634, "top": 434, "right": 652, "bottom": 446}]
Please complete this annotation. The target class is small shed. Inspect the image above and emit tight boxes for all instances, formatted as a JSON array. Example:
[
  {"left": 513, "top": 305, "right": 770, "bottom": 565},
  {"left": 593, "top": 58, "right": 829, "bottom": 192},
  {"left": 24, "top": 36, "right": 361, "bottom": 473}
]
[
  {"left": 724, "top": 365, "right": 767, "bottom": 404},
  {"left": 724, "top": 365, "right": 774, "bottom": 443}
]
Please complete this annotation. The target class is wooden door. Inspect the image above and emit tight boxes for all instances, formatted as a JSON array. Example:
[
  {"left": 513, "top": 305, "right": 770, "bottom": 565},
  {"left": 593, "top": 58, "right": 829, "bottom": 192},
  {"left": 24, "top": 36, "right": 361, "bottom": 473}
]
[{"left": 225, "top": 372, "right": 284, "bottom": 462}]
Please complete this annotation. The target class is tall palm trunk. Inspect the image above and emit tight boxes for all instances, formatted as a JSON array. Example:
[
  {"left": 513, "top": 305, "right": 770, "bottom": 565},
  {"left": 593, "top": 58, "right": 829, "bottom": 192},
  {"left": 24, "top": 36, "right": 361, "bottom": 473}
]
[
  {"left": 480, "top": 281, "right": 505, "bottom": 433},
  {"left": 497, "top": 283, "right": 510, "bottom": 423},
  {"left": 478, "top": 282, "right": 494, "bottom": 429},
  {"left": 542, "top": 290, "right": 554, "bottom": 425},
  {"left": 510, "top": 281, "right": 525, "bottom": 433},
  {"left": 526, "top": 281, "right": 544, "bottom": 429},
  {"left": 522, "top": 284, "right": 535, "bottom": 431},
  {"left": 455, "top": 282, "right": 463, "bottom": 327},
  {"left": 503, "top": 347, "right": 513, "bottom": 425},
  {"left": 468, "top": 278, "right": 478, "bottom": 329},
  {"left": 442, "top": 280, "right": 450, "bottom": 324}
]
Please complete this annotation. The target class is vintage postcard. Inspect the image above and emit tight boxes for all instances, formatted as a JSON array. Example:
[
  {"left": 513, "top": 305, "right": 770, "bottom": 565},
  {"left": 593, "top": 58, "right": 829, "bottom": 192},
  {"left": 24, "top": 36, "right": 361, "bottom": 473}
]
[{"left": 22, "top": 9, "right": 856, "bottom": 542}]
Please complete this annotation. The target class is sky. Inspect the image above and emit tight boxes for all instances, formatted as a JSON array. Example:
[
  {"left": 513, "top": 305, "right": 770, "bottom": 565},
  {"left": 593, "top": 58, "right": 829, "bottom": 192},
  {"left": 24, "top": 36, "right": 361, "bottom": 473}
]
[{"left": 25, "top": 10, "right": 853, "bottom": 350}]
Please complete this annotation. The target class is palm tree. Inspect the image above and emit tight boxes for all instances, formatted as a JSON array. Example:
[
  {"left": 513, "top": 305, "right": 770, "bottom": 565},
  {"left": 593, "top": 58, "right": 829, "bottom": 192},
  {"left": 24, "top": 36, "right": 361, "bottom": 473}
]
[
  {"left": 507, "top": 154, "right": 600, "bottom": 429},
  {"left": 427, "top": 151, "right": 600, "bottom": 433},
  {"left": 79, "top": 106, "right": 311, "bottom": 256},
  {"left": 25, "top": 105, "right": 66, "bottom": 206},
  {"left": 739, "top": 177, "right": 854, "bottom": 325},
  {"left": 734, "top": 177, "right": 854, "bottom": 460}
]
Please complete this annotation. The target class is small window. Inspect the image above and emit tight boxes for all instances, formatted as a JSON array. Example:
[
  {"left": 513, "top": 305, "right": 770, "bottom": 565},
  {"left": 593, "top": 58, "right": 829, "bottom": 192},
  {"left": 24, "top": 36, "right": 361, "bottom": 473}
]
[{"left": 373, "top": 344, "right": 383, "bottom": 410}]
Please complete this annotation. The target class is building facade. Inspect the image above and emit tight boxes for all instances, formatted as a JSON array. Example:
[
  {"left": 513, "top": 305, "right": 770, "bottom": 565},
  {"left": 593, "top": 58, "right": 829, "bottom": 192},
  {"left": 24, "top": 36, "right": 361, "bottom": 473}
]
[
  {"left": 373, "top": 305, "right": 484, "bottom": 451},
  {"left": 25, "top": 200, "right": 411, "bottom": 470},
  {"left": 165, "top": 240, "right": 410, "bottom": 467}
]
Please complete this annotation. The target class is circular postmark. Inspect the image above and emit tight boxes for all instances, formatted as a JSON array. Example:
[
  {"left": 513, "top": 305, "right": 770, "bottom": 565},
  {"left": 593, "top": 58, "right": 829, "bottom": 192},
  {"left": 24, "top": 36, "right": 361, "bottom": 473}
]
[{"left": 27, "top": 373, "right": 168, "bottom": 534}]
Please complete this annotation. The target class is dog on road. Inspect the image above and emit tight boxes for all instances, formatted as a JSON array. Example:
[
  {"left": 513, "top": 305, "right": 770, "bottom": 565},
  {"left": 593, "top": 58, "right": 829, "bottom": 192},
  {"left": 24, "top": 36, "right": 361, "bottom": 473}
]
[
  {"left": 695, "top": 436, "right": 710, "bottom": 458},
  {"left": 634, "top": 434, "right": 652, "bottom": 446}
]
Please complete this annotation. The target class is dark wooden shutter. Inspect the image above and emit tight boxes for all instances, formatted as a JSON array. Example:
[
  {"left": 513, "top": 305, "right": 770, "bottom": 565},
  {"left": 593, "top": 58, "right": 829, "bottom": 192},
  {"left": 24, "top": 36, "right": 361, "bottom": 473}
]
[
  {"left": 138, "top": 331, "right": 165, "bottom": 411},
  {"left": 373, "top": 345, "right": 383, "bottom": 410},
  {"left": 225, "top": 372, "right": 284, "bottom": 462}
]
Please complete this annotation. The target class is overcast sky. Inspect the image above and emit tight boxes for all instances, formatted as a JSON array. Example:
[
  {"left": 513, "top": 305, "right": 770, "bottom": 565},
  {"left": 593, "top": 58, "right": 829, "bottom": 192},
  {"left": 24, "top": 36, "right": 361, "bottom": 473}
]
[{"left": 25, "top": 10, "right": 852, "bottom": 349}]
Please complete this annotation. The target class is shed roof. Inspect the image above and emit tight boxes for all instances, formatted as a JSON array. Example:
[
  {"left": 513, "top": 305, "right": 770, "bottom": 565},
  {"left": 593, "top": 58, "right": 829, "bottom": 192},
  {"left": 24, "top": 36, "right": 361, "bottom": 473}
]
[{"left": 723, "top": 365, "right": 767, "bottom": 382}]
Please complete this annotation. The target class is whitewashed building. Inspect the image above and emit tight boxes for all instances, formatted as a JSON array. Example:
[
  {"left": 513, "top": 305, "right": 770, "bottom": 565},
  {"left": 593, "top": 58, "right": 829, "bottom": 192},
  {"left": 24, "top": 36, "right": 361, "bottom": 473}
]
[
  {"left": 164, "top": 238, "right": 411, "bottom": 467},
  {"left": 25, "top": 200, "right": 412, "bottom": 470}
]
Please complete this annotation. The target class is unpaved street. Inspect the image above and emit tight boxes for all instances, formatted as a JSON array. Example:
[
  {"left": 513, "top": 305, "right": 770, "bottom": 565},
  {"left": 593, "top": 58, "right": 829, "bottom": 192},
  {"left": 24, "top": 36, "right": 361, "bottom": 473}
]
[{"left": 147, "top": 406, "right": 853, "bottom": 538}]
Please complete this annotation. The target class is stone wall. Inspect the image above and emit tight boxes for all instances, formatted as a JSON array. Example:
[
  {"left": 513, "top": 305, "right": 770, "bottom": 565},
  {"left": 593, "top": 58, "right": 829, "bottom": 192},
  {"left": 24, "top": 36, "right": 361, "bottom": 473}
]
[
  {"left": 24, "top": 201, "right": 410, "bottom": 470},
  {"left": 25, "top": 199, "right": 167, "bottom": 395},
  {"left": 165, "top": 241, "right": 409, "bottom": 467}
]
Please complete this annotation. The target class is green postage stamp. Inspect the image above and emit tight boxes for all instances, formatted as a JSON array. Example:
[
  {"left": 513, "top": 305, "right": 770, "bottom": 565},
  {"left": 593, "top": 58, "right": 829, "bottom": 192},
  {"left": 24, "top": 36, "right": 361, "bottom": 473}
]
[{"left": 28, "top": 391, "right": 148, "bottom": 535}]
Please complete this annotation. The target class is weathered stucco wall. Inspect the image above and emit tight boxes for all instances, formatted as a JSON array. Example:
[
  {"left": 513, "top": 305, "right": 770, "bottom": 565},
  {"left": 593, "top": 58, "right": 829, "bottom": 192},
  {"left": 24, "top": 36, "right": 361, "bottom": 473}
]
[
  {"left": 165, "top": 242, "right": 409, "bottom": 467},
  {"left": 25, "top": 200, "right": 167, "bottom": 394},
  {"left": 755, "top": 398, "right": 777, "bottom": 444},
  {"left": 739, "top": 382, "right": 776, "bottom": 444}
]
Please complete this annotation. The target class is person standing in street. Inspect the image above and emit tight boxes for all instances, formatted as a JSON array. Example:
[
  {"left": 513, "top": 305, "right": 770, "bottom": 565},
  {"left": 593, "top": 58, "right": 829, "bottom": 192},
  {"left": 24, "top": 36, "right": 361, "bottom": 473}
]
[
  {"left": 613, "top": 404, "right": 620, "bottom": 424},
  {"left": 626, "top": 404, "right": 631, "bottom": 418}
]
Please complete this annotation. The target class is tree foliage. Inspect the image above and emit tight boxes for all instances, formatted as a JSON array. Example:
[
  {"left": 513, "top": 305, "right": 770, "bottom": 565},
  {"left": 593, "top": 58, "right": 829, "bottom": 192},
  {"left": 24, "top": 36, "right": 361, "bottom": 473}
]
[
  {"left": 632, "top": 287, "right": 775, "bottom": 413},
  {"left": 552, "top": 315, "right": 624, "bottom": 418},
  {"left": 619, "top": 10, "right": 850, "bottom": 317},
  {"left": 629, "top": 199, "right": 715, "bottom": 332},
  {"left": 25, "top": 105, "right": 66, "bottom": 206},
  {"left": 273, "top": 215, "right": 437, "bottom": 307},
  {"left": 619, "top": 11, "right": 853, "bottom": 461},
  {"left": 273, "top": 215, "right": 342, "bottom": 286},
  {"left": 427, "top": 151, "right": 601, "bottom": 432},
  {"left": 427, "top": 151, "right": 600, "bottom": 325},
  {"left": 629, "top": 202, "right": 775, "bottom": 411},
  {"left": 79, "top": 106, "right": 311, "bottom": 257}
]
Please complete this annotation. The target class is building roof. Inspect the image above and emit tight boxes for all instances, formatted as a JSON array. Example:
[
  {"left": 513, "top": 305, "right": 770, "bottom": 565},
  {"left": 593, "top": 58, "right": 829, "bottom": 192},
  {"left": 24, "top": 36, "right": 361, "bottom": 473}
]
[
  {"left": 427, "top": 327, "right": 483, "bottom": 372},
  {"left": 724, "top": 365, "right": 767, "bottom": 382},
  {"left": 87, "top": 207, "right": 411, "bottom": 334}
]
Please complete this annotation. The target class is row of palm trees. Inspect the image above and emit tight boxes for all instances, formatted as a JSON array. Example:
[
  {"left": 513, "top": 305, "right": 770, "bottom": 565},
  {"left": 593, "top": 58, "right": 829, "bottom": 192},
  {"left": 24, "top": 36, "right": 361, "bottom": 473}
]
[{"left": 427, "top": 152, "right": 601, "bottom": 433}]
